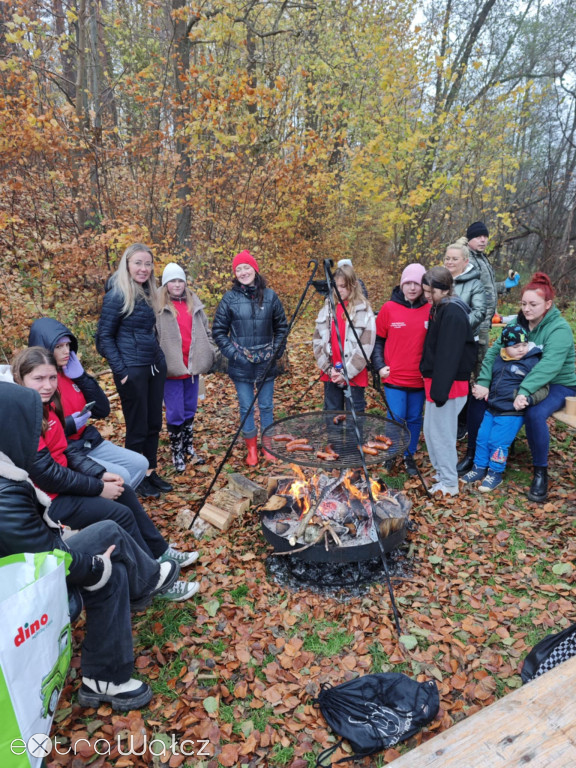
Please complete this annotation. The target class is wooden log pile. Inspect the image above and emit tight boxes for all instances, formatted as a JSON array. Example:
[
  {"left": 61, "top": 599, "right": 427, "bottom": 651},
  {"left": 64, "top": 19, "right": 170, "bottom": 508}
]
[{"left": 197, "top": 473, "right": 290, "bottom": 531}]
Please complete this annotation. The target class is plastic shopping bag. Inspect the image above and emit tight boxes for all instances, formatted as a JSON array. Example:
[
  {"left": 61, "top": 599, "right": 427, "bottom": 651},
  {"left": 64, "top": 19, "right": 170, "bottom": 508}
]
[{"left": 0, "top": 551, "right": 72, "bottom": 768}]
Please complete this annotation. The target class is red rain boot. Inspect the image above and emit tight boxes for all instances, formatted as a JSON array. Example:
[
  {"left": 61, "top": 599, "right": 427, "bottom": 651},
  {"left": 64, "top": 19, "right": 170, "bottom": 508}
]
[{"left": 245, "top": 436, "right": 259, "bottom": 467}]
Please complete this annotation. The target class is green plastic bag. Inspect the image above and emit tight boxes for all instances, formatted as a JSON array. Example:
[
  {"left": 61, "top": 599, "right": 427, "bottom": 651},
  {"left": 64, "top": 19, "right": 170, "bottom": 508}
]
[{"left": 0, "top": 550, "right": 72, "bottom": 768}]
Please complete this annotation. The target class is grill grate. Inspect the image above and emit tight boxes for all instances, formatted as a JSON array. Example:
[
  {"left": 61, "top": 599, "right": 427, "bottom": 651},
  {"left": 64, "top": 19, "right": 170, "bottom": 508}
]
[{"left": 261, "top": 410, "right": 410, "bottom": 470}]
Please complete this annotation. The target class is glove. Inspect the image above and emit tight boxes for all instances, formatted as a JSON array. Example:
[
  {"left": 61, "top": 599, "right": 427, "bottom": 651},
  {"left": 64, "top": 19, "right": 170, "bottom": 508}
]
[
  {"left": 505, "top": 271, "right": 520, "bottom": 290},
  {"left": 72, "top": 410, "right": 91, "bottom": 431},
  {"left": 63, "top": 351, "right": 84, "bottom": 378}
]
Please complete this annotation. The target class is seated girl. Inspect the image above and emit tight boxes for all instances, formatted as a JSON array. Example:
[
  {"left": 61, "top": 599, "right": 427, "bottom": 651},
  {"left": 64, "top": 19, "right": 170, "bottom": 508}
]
[
  {"left": 29, "top": 317, "right": 148, "bottom": 489},
  {"left": 11, "top": 347, "right": 199, "bottom": 592}
]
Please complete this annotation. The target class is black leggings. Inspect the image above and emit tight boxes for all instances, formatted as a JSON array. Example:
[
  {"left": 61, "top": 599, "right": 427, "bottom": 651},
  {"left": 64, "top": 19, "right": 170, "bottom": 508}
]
[{"left": 48, "top": 485, "right": 167, "bottom": 559}]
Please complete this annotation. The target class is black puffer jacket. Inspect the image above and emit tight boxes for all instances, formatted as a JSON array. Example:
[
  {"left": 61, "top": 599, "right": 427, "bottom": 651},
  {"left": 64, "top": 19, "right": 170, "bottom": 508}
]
[
  {"left": 420, "top": 296, "right": 476, "bottom": 406},
  {"left": 212, "top": 284, "right": 288, "bottom": 382},
  {"left": 29, "top": 317, "right": 110, "bottom": 443},
  {"left": 96, "top": 286, "right": 165, "bottom": 380},
  {"left": 0, "top": 383, "right": 98, "bottom": 586},
  {"left": 30, "top": 445, "right": 105, "bottom": 497}
]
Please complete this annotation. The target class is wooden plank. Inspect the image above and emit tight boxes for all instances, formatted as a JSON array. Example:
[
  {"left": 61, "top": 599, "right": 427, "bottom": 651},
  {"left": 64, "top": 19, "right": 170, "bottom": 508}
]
[
  {"left": 228, "top": 473, "right": 267, "bottom": 505},
  {"left": 553, "top": 410, "right": 576, "bottom": 430},
  {"left": 392, "top": 655, "right": 576, "bottom": 767},
  {"left": 211, "top": 488, "right": 251, "bottom": 516},
  {"left": 199, "top": 503, "right": 234, "bottom": 531}
]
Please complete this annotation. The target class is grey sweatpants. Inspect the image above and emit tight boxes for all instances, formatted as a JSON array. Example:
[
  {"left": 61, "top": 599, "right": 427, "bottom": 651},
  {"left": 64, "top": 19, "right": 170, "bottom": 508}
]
[{"left": 423, "top": 396, "right": 467, "bottom": 488}]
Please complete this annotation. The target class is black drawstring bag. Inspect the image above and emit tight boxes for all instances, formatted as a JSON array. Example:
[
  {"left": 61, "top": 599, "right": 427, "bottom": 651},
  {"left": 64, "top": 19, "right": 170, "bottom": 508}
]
[
  {"left": 521, "top": 622, "right": 576, "bottom": 683},
  {"left": 314, "top": 673, "right": 439, "bottom": 765}
]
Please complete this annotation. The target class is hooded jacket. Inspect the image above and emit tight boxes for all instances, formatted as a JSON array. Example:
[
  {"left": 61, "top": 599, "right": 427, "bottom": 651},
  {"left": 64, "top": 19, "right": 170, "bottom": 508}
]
[
  {"left": 419, "top": 296, "right": 476, "bottom": 406},
  {"left": 487, "top": 344, "right": 548, "bottom": 414},
  {"left": 29, "top": 317, "right": 110, "bottom": 447},
  {"left": 371, "top": 286, "right": 429, "bottom": 389},
  {"left": 452, "top": 264, "right": 487, "bottom": 335},
  {"left": 0, "top": 382, "right": 100, "bottom": 586},
  {"left": 477, "top": 306, "right": 576, "bottom": 396},
  {"left": 212, "top": 284, "right": 288, "bottom": 382}
]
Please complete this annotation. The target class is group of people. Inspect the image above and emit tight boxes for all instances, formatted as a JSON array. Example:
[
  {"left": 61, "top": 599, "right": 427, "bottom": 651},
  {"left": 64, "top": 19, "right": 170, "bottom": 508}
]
[
  {"left": 311, "top": 222, "right": 576, "bottom": 502},
  {"left": 0, "top": 230, "right": 574, "bottom": 715}
]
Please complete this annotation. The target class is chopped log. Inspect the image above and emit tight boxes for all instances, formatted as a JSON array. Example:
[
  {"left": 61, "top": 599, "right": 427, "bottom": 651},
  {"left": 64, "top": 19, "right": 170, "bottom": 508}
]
[
  {"left": 266, "top": 475, "right": 295, "bottom": 498},
  {"left": 199, "top": 503, "right": 234, "bottom": 531},
  {"left": 228, "top": 473, "right": 267, "bottom": 505},
  {"left": 211, "top": 488, "right": 251, "bottom": 516},
  {"left": 261, "top": 494, "right": 289, "bottom": 512}
]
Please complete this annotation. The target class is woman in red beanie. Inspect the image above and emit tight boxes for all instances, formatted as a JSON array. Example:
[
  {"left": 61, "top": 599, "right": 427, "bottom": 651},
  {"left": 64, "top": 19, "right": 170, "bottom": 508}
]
[{"left": 212, "top": 251, "right": 288, "bottom": 466}]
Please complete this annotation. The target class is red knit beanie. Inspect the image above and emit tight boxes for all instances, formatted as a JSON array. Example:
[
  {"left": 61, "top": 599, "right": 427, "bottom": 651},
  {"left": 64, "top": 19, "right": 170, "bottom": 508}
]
[{"left": 232, "top": 250, "right": 259, "bottom": 274}]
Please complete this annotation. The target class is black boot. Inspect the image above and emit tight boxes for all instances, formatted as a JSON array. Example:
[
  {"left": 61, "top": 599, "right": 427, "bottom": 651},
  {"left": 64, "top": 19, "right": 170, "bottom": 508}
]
[
  {"left": 457, "top": 452, "right": 474, "bottom": 476},
  {"left": 183, "top": 418, "right": 205, "bottom": 465},
  {"left": 168, "top": 425, "right": 186, "bottom": 472},
  {"left": 527, "top": 466, "right": 548, "bottom": 502}
]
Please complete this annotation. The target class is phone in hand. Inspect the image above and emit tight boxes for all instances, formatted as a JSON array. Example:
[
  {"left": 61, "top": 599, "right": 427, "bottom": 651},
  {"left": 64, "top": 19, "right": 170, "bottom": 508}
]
[{"left": 79, "top": 400, "right": 96, "bottom": 416}]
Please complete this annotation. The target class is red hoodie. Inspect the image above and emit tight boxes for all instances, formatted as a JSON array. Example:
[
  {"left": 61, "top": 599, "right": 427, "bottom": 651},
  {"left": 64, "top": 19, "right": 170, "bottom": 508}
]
[{"left": 375, "top": 292, "right": 429, "bottom": 388}]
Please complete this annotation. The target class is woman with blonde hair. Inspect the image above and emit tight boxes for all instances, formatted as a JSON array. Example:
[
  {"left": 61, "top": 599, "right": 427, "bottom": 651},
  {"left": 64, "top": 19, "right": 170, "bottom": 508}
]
[
  {"left": 444, "top": 238, "right": 487, "bottom": 335},
  {"left": 313, "top": 265, "right": 376, "bottom": 412},
  {"left": 96, "top": 244, "right": 170, "bottom": 498}
]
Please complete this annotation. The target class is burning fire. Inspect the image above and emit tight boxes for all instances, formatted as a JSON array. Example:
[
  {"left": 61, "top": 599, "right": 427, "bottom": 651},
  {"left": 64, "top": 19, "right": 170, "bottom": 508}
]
[{"left": 285, "top": 466, "right": 384, "bottom": 520}]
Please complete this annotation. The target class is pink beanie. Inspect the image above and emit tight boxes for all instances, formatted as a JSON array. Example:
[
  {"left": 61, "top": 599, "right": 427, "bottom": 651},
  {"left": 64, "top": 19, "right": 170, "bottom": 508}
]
[
  {"left": 400, "top": 263, "right": 426, "bottom": 287},
  {"left": 232, "top": 250, "right": 259, "bottom": 274}
]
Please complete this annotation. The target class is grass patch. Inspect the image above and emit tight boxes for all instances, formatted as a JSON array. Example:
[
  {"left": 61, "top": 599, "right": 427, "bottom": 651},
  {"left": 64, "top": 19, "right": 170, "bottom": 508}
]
[
  {"left": 303, "top": 629, "right": 354, "bottom": 656},
  {"left": 270, "top": 745, "right": 295, "bottom": 766},
  {"left": 229, "top": 583, "right": 250, "bottom": 605},
  {"left": 135, "top": 604, "right": 197, "bottom": 647}
]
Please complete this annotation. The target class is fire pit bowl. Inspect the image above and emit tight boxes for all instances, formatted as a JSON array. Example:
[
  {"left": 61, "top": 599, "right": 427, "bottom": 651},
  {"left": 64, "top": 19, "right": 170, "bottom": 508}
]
[{"left": 261, "top": 411, "right": 410, "bottom": 470}]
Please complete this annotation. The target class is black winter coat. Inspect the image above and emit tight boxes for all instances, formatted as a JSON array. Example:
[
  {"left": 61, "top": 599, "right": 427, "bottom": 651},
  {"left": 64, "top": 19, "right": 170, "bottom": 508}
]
[
  {"left": 29, "top": 317, "right": 110, "bottom": 445},
  {"left": 212, "top": 285, "right": 288, "bottom": 382},
  {"left": 0, "top": 383, "right": 98, "bottom": 586},
  {"left": 96, "top": 287, "right": 165, "bottom": 380},
  {"left": 420, "top": 297, "right": 476, "bottom": 406}
]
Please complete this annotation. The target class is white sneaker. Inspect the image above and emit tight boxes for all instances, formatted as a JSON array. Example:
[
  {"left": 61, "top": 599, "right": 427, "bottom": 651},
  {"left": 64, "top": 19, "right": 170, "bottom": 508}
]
[
  {"left": 158, "top": 580, "right": 200, "bottom": 602},
  {"left": 429, "top": 482, "right": 459, "bottom": 497}
]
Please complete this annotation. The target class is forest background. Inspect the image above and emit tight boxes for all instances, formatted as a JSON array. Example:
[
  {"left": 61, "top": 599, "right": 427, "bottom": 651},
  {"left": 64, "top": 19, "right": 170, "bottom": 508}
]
[{"left": 2, "top": 0, "right": 576, "bottom": 355}]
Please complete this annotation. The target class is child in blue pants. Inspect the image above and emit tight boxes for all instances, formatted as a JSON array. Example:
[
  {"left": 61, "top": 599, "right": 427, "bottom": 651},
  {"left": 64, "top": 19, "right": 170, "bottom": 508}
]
[{"left": 462, "top": 325, "right": 548, "bottom": 492}]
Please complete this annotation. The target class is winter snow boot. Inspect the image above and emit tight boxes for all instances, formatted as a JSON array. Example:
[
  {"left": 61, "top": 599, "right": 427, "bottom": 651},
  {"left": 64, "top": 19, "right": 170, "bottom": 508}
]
[
  {"left": 182, "top": 417, "right": 205, "bottom": 465},
  {"left": 168, "top": 425, "right": 186, "bottom": 472},
  {"left": 78, "top": 678, "right": 153, "bottom": 711},
  {"left": 245, "top": 436, "right": 259, "bottom": 467},
  {"left": 527, "top": 466, "right": 548, "bottom": 502}
]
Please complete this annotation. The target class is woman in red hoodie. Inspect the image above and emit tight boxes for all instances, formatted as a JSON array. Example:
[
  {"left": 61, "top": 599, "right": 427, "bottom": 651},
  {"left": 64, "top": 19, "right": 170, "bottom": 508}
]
[
  {"left": 11, "top": 347, "right": 199, "bottom": 595},
  {"left": 371, "top": 263, "right": 429, "bottom": 475}
]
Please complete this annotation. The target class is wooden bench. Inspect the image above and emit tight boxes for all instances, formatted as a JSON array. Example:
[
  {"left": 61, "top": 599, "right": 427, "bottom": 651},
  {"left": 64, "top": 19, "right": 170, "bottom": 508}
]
[
  {"left": 391, "top": 654, "right": 576, "bottom": 767},
  {"left": 553, "top": 409, "right": 576, "bottom": 430}
]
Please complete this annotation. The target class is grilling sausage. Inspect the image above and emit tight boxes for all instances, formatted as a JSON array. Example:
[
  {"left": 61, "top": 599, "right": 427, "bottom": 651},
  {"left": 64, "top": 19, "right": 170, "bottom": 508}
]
[
  {"left": 333, "top": 414, "right": 346, "bottom": 424},
  {"left": 288, "top": 444, "right": 313, "bottom": 452},
  {"left": 317, "top": 451, "right": 338, "bottom": 460},
  {"left": 273, "top": 434, "right": 295, "bottom": 442},
  {"left": 361, "top": 445, "right": 378, "bottom": 456}
]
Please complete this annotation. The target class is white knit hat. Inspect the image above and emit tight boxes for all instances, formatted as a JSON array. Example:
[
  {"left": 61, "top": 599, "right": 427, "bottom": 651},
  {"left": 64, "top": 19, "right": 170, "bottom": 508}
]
[
  {"left": 162, "top": 262, "right": 186, "bottom": 286},
  {"left": 337, "top": 259, "right": 353, "bottom": 268}
]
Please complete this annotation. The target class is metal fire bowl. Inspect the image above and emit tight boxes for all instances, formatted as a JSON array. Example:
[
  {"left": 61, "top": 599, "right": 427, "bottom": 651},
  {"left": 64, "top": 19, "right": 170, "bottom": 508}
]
[
  {"left": 261, "top": 513, "right": 407, "bottom": 563},
  {"left": 261, "top": 411, "right": 410, "bottom": 470}
]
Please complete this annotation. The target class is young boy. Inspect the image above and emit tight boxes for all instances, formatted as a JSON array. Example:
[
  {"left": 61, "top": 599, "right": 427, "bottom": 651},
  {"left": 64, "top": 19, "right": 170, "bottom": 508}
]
[{"left": 461, "top": 325, "right": 548, "bottom": 492}]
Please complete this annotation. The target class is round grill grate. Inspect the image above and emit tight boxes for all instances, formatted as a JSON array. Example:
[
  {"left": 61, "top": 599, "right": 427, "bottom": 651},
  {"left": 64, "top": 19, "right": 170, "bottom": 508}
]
[{"left": 261, "top": 410, "right": 410, "bottom": 470}]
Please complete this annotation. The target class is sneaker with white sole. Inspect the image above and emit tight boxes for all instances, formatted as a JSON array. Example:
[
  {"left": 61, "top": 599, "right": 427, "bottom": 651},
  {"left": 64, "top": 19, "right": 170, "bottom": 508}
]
[
  {"left": 479, "top": 471, "right": 503, "bottom": 492},
  {"left": 158, "top": 580, "right": 200, "bottom": 602},
  {"left": 78, "top": 677, "right": 153, "bottom": 711},
  {"left": 461, "top": 466, "right": 488, "bottom": 484},
  {"left": 429, "top": 482, "right": 459, "bottom": 497},
  {"left": 158, "top": 546, "right": 199, "bottom": 568}
]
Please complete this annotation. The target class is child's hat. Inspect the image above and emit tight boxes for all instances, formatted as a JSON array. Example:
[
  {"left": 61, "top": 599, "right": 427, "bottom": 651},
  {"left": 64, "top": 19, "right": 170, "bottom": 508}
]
[
  {"left": 501, "top": 324, "right": 527, "bottom": 347},
  {"left": 162, "top": 263, "right": 186, "bottom": 286}
]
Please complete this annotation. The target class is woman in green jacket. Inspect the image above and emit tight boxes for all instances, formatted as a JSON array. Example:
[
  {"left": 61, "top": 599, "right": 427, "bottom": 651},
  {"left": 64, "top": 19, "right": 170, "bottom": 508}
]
[{"left": 474, "top": 272, "right": 576, "bottom": 502}]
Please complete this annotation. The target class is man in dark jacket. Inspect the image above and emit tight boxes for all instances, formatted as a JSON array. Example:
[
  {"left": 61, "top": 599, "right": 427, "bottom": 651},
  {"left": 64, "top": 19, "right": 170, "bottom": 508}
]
[{"left": 0, "top": 382, "right": 180, "bottom": 710}]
